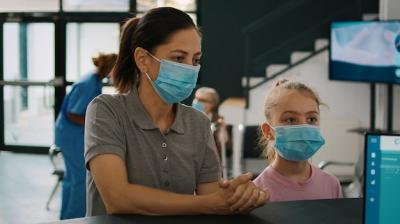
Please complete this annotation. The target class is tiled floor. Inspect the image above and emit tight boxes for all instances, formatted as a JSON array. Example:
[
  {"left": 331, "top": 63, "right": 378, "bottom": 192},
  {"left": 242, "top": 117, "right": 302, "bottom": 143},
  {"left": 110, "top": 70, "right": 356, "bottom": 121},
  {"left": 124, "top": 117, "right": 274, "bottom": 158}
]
[{"left": 0, "top": 151, "right": 61, "bottom": 224}]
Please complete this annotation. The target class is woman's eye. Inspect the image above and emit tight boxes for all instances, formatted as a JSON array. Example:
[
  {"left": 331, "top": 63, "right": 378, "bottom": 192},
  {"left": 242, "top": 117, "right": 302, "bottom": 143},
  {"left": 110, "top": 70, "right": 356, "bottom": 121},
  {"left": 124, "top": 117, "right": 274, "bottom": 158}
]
[
  {"left": 173, "top": 56, "right": 184, "bottom": 63},
  {"left": 193, "top": 59, "right": 201, "bottom": 66}
]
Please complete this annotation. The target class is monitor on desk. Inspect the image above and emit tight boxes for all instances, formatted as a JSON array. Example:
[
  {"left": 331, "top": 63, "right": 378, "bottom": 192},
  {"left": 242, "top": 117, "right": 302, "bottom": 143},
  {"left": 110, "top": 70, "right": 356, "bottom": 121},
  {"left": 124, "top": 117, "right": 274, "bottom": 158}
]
[{"left": 364, "top": 133, "right": 400, "bottom": 224}]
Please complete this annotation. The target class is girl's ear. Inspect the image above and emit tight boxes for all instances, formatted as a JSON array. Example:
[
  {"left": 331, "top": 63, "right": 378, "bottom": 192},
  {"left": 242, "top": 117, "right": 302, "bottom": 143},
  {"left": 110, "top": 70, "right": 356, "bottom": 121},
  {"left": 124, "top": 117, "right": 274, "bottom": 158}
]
[{"left": 261, "top": 122, "right": 275, "bottom": 141}]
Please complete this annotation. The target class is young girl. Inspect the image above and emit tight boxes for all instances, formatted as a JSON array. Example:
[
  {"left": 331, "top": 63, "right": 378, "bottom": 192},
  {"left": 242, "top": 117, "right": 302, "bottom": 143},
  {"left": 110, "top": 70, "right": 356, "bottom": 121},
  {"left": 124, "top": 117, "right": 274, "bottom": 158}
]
[{"left": 253, "top": 79, "right": 343, "bottom": 202}]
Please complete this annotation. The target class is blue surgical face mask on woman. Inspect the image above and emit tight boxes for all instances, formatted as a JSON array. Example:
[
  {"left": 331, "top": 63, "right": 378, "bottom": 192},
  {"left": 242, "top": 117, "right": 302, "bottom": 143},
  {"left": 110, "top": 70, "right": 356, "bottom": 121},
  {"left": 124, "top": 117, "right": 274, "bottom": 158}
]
[
  {"left": 144, "top": 50, "right": 200, "bottom": 104},
  {"left": 268, "top": 123, "right": 325, "bottom": 161}
]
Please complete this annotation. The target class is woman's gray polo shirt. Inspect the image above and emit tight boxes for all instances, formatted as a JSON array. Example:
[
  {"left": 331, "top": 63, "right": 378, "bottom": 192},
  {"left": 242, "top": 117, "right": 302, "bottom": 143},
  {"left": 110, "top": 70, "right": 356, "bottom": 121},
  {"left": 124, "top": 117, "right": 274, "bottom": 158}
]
[{"left": 84, "top": 87, "right": 221, "bottom": 216}]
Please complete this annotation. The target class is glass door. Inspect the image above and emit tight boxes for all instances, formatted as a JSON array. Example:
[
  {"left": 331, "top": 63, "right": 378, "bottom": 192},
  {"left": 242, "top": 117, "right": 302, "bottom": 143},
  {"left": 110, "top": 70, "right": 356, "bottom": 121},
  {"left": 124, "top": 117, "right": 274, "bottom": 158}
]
[
  {"left": 0, "top": 20, "right": 121, "bottom": 152},
  {"left": 1, "top": 22, "right": 57, "bottom": 149},
  {"left": 0, "top": 0, "right": 197, "bottom": 154}
]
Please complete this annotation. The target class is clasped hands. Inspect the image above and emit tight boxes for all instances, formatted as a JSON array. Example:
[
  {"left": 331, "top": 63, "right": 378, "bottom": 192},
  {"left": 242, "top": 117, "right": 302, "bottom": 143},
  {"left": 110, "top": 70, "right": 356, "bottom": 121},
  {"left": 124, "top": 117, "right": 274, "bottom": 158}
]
[{"left": 213, "top": 172, "right": 269, "bottom": 214}]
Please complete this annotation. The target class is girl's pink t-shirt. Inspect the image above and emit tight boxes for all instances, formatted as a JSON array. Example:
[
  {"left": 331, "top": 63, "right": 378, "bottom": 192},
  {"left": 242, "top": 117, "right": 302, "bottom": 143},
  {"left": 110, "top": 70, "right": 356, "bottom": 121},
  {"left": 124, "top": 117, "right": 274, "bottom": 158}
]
[{"left": 253, "top": 165, "right": 343, "bottom": 202}]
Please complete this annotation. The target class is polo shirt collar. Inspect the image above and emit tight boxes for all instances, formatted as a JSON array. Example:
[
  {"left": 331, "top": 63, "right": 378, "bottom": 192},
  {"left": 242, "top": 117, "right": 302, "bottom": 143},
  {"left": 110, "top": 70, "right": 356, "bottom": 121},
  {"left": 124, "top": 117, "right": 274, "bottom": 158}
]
[{"left": 128, "top": 87, "right": 185, "bottom": 135}]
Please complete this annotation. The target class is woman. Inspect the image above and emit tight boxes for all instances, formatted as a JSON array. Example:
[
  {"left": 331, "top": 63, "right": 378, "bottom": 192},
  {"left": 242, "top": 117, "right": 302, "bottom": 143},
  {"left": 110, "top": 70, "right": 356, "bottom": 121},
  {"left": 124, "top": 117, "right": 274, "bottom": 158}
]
[
  {"left": 84, "top": 7, "right": 268, "bottom": 216},
  {"left": 55, "top": 53, "right": 117, "bottom": 219}
]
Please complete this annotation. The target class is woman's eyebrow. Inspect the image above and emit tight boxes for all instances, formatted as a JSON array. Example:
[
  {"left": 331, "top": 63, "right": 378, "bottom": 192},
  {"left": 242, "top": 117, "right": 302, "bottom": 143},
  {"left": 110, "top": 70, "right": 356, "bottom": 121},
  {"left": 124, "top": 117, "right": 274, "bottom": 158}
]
[
  {"left": 170, "top": 49, "right": 202, "bottom": 56},
  {"left": 170, "top": 49, "right": 188, "bottom": 54}
]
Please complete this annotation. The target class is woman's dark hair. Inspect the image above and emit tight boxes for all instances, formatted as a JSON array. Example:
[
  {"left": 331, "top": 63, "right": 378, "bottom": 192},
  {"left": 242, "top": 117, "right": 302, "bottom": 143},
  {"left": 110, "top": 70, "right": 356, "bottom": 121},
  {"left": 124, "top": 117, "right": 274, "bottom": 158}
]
[{"left": 112, "top": 7, "right": 198, "bottom": 93}]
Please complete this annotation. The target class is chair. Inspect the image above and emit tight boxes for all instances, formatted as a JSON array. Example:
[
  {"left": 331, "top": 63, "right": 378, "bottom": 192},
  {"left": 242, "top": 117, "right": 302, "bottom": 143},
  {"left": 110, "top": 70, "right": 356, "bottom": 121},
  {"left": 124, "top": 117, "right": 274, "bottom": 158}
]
[
  {"left": 211, "top": 123, "right": 233, "bottom": 179},
  {"left": 318, "top": 152, "right": 364, "bottom": 198},
  {"left": 242, "top": 125, "right": 266, "bottom": 179},
  {"left": 46, "top": 144, "right": 64, "bottom": 210}
]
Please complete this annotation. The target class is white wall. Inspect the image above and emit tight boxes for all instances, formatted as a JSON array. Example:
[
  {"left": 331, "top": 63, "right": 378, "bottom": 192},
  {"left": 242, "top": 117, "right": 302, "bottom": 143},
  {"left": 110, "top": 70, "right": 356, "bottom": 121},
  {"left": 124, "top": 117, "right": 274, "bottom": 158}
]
[
  {"left": 246, "top": 51, "right": 371, "bottom": 127},
  {"left": 380, "top": 0, "right": 400, "bottom": 20}
]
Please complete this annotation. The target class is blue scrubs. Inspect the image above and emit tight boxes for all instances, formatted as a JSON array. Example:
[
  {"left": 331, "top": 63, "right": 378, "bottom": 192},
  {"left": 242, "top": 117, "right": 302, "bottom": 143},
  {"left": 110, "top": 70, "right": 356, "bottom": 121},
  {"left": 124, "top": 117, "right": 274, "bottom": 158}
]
[{"left": 55, "top": 73, "right": 102, "bottom": 219}]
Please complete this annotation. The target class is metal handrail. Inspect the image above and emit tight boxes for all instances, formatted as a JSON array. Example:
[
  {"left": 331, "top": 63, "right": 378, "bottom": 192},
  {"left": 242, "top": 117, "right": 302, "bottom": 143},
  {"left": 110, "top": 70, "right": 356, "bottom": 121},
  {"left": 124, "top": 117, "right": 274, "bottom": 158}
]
[
  {"left": 249, "top": 19, "right": 327, "bottom": 70},
  {"left": 245, "top": 2, "right": 353, "bottom": 78},
  {"left": 0, "top": 78, "right": 112, "bottom": 87},
  {"left": 0, "top": 78, "right": 64, "bottom": 87},
  {"left": 249, "top": 45, "right": 328, "bottom": 90},
  {"left": 242, "top": 2, "right": 357, "bottom": 107}
]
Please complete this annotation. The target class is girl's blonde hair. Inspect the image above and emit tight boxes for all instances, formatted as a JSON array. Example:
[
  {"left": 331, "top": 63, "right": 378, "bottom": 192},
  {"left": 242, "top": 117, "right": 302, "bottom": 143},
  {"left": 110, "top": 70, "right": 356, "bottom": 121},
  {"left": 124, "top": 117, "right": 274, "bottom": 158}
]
[{"left": 259, "top": 79, "right": 325, "bottom": 164}]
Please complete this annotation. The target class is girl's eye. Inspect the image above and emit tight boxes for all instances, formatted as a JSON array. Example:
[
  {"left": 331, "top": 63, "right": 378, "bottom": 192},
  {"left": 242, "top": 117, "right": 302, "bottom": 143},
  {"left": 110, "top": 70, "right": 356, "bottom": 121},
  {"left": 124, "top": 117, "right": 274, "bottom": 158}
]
[
  {"left": 285, "top": 117, "right": 297, "bottom": 124},
  {"left": 307, "top": 117, "right": 319, "bottom": 124}
]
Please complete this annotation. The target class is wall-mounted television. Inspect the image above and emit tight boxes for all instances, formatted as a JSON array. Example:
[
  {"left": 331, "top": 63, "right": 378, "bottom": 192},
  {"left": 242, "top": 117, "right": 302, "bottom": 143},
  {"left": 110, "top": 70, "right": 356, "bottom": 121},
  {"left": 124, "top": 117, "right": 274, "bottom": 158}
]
[{"left": 330, "top": 21, "right": 400, "bottom": 83}]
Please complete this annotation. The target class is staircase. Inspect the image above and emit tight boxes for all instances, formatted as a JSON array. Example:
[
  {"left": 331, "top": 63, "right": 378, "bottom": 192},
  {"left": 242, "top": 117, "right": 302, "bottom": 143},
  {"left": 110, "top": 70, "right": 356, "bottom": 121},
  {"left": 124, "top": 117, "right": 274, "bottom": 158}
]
[{"left": 241, "top": 38, "right": 328, "bottom": 90}]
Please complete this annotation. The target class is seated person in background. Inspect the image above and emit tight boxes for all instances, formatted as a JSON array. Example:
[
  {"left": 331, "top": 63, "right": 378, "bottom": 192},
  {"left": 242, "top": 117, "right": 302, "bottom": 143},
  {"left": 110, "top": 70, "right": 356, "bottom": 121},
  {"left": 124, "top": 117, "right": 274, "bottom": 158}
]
[
  {"left": 253, "top": 79, "right": 343, "bottom": 202},
  {"left": 192, "top": 87, "right": 232, "bottom": 160}
]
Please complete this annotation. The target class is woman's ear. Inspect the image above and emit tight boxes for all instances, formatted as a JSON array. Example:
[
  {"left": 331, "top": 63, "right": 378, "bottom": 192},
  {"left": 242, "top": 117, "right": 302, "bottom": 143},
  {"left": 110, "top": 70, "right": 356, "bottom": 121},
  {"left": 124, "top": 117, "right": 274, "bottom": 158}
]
[
  {"left": 134, "top": 47, "right": 148, "bottom": 74},
  {"left": 261, "top": 122, "right": 275, "bottom": 141}
]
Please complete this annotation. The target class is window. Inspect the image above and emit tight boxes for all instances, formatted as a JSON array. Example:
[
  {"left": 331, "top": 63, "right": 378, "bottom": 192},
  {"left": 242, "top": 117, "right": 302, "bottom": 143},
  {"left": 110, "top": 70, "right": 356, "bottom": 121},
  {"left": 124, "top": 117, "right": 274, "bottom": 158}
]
[
  {"left": 137, "top": 0, "right": 196, "bottom": 12},
  {"left": 63, "top": 0, "right": 129, "bottom": 12},
  {"left": 4, "top": 23, "right": 55, "bottom": 82},
  {"left": 4, "top": 86, "right": 54, "bottom": 146},
  {"left": 3, "top": 23, "right": 55, "bottom": 146},
  {"left": 66, "top": 23, "right": 120, "bottom": 82},
  {"left": 0, "top": 0, "right": 59, "bottom": 12}
]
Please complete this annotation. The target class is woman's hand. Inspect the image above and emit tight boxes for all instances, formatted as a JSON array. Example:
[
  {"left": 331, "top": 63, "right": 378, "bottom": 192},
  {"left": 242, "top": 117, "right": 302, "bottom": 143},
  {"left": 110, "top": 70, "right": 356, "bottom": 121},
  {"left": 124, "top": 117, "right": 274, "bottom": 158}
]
[
  {"left": 206, "top": 173, "right": 269, "bottom": 214},
  {"left": 219, "top": 173, "right": 269, "bottom": 214},
  {"left": 204, "top": 173, "right": 251, "bottom": 214},
  {"left": 227, "top": 181, "right": 269, "bottom": 213}
]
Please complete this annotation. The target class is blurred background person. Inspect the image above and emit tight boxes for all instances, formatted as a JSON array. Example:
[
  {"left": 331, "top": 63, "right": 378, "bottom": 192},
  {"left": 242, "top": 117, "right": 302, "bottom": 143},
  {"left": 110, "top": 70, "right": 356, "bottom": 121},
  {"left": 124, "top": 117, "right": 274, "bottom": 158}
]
[
  {"left": 192, "top": 87, "right": 232, "bottom": 161},
  {"left": 54, "top": 53, "right": 117, "bottom": 219}
]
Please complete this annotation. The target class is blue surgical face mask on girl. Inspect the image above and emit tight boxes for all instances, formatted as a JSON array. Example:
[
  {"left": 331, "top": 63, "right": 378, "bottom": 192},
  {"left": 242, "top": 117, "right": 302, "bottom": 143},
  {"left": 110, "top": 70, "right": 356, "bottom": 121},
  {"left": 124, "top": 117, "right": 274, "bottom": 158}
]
[
  {"left": 144, "top": 50, "right": 200, "bottom": 104},
  {"left": 268, "top": 123, "right": 325, "bottom": 161}
]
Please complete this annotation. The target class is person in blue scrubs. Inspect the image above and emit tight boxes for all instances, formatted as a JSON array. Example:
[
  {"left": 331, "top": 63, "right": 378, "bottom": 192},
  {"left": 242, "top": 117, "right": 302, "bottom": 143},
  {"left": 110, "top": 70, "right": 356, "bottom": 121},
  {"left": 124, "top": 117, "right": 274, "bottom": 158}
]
[{"left": 55, "top": 53, "right": 117, "bottom": 219}]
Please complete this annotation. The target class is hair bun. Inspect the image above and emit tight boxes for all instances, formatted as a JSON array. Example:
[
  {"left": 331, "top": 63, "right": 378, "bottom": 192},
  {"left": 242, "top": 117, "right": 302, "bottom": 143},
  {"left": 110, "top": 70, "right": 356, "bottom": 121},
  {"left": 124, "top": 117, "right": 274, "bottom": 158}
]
[{"left": 92, "top": 57, "right": 99, "bottom": 67}]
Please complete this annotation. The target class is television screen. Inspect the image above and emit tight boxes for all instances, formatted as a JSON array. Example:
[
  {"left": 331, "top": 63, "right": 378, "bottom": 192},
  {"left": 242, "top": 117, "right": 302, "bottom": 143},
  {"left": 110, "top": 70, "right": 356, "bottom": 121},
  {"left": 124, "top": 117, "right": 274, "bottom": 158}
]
[{"left": 330, "top": 21, "right": 400, "bottom": 83}]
